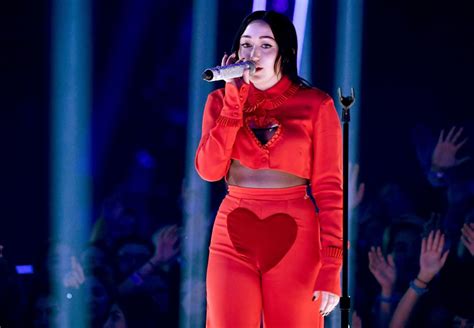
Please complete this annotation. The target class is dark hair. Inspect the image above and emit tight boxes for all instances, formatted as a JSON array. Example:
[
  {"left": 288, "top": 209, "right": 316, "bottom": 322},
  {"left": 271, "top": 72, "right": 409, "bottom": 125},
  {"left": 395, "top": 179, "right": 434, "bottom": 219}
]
[
  {"left": 230, "top": 10, "right": 310, "bottom": 87},
  {"left": 382, "top": 216, "right": 424, "bottom": 255}
]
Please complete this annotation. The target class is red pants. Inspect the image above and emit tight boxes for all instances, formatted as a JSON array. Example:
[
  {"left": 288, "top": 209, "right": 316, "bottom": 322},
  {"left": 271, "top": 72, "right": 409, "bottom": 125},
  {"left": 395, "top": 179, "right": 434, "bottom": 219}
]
[{"left": 206, "top": 185, "right": 324, "bottom": 328}]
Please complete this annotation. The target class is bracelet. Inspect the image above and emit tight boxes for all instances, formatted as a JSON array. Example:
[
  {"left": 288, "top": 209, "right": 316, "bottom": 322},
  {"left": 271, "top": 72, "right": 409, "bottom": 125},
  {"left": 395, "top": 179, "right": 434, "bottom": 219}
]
[
  {"left": 415, "top": 276, "right": 429, "bottom": 285},
  {"left": 435, "top": 171, "right": 445, "bottom": 178},
  {"left": 376, "top": 295, "right": 395, "bottom": 303},
  {"left": 429, "top": 165, "right": 446, "bottom": 179},
  {"left": 409, "top": 280, "right": 428, "bottom": 296}
]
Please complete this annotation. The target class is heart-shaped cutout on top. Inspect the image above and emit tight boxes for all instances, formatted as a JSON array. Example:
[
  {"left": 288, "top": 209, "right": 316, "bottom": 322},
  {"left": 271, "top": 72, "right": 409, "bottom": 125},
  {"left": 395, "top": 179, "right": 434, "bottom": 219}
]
[
  {"left": 227, "top": 207, "right": 297, "bottom": 273},
  {"left": 245, "top": 116, "right": 282, "bottom": 148}
]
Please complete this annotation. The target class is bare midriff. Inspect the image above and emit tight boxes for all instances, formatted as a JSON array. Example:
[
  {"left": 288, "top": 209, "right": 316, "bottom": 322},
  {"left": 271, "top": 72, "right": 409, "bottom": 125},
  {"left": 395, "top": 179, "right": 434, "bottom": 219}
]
[{"left": 227, "top": 159, "right": 308, "bottom": 188}]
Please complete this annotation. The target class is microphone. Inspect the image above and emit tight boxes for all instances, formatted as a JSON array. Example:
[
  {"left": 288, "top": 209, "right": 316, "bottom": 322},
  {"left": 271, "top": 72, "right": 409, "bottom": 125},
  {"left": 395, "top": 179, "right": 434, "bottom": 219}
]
[{"left": 202, "top": 60, "right": 256, "bottom": 82}]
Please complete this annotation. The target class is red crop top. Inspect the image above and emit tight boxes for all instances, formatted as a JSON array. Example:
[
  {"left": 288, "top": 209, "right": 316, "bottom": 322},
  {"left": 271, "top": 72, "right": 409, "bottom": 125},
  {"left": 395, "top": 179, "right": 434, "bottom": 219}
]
[{"left": 195, "top": 75, "right": 343, "bottom": 295}]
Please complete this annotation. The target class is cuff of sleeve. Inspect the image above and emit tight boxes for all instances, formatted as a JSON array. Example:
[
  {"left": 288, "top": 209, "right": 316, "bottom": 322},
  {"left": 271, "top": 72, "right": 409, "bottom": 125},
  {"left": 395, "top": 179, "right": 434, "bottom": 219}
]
[
  {"left": 314, "top": 261, "right": 342, "bottom": 296},
  {"left": 321, "top": 247, "right": 343, "bottom": 259},
  {"left": 314, "top": 247, "right": 343, "bottom": 295},
  {"left": 216, "top": 115, "right": 243, "bottom": 127},
  {"left": 219, "top": 82, "right": 249, "bottom": 119},
  {"left": 224, "top": 81, "right": 250, "bottom": 100}
]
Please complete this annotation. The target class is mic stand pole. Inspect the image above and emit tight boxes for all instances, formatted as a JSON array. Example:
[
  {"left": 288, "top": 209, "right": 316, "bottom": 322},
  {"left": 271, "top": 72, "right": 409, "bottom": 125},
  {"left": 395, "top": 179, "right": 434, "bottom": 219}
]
[{"left": 337, "top": 87, "right": 355, "bottom": 328}]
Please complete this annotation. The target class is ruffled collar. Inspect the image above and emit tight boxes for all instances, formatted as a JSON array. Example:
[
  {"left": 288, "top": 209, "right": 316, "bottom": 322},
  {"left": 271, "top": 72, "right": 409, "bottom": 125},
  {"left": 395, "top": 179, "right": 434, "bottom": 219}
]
[{"left": 244, "top": 75, "right": 300, "bottom": 113}]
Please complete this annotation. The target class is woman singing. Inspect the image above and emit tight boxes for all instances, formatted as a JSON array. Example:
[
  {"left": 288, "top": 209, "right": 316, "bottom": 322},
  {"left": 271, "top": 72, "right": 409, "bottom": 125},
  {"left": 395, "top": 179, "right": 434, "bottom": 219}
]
[{"left": 195, "top": 10, "right": 343, "bottom": 327}]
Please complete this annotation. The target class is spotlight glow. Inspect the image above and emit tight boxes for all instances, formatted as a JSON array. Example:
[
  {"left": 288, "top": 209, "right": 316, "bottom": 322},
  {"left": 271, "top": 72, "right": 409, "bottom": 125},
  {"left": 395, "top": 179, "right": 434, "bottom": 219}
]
[
  {"left": 51, "top": 0, "right": 91, "bottom": 327},
  {"left": 181, "top": 0, "right": 217, "bottom": 327}
]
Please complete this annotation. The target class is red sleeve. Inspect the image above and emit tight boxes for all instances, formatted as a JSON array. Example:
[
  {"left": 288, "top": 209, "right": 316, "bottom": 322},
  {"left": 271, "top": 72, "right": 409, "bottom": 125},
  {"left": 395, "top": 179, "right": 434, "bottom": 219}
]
[
  {"left": 195, "top": 83, "right": 250, "bottom": 181},
  {"left": 311, "top": 96, "right": 343, "bottom": 296}
]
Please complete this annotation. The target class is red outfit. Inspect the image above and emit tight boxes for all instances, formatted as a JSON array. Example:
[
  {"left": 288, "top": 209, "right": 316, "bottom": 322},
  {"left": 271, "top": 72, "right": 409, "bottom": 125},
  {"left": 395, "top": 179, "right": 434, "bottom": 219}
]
[{"left": 195, "top": 76, "right": 343, "bottom": 327}]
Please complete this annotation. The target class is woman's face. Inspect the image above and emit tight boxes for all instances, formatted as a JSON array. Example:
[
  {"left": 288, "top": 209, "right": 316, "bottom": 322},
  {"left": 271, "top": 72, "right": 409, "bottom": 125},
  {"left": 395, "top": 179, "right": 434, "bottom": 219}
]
[{"left": 238, "top": 20, "right": 281, "bottom": 90}]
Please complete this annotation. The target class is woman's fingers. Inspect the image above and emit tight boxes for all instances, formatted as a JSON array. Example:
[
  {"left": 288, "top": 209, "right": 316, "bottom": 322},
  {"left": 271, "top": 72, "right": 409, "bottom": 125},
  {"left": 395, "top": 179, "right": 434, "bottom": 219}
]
[
  {"left": 376, "top": 246, "right": 384, "bottom": 261},
  {"left": 320, "top": 293, "right": 340, "bottom": 316},
  {"left": 438, "top": 129, "right": 445, "bottom": 144},
  {"left": 440, "top": 250, "right": 450, "bottom": 266},
  {"left": 456, "top": 155, "right": 470, "bottom": 166},
  {"left": 432, "top": 230, "right": 441, "bottom": 251},
  {"left": 368, "top": 246, "right": 387, "bottom": 269},
  {"left": 437, "top": 233, "right": 445, "bottom": 253},
  {"left": 221, "top": 52, "right": 228, "bottom": 66},
  {"left": 462, "top": 223, "right": 474, "bottom": 239},
  {"left": 72, "top": 256, "right": 85, "bottom": 282},
  {"left": 226, "top": 52, "right": 237, "bottom": 66},
  {"left": 368, "top": 247, "right": 380, "bottom": 267},
  {"left": 313, "top": 291, "right": 320, "bottom": 302},
  {"left": 387, "top": 254, "right": 395, "bottom": 268},
  {"left": 326, "top": 295, "right": 340, "bottom": 314},
  {"left": 427, "top": 230, "right": 434, "bottom": 250},
  {"left": 451, "top": 127, "right": 464, "bottom": 143},
  {"left": 445, "top": 126, "right": 456, "bottom": 142},
  {"left": 242, "top": 68, "right": 250, "bottom": 84},
  {"left": 319, "top": 292, "right": 329, "bottom": 314},
  {"left": 349, "top": 163, "right": 359, "bottom": 185},
  {"left": 368, "top": 248, "right": 374, "bottom": 264}
]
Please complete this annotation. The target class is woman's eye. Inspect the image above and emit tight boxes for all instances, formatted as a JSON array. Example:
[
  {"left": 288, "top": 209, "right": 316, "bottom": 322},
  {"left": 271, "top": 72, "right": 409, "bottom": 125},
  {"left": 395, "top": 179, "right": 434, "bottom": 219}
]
[
  {"left": 240, "top": 43, "right": 251, "bottom": 48},
  {"left": 262, "top": 44, "right": 273, "bottom": 49}
]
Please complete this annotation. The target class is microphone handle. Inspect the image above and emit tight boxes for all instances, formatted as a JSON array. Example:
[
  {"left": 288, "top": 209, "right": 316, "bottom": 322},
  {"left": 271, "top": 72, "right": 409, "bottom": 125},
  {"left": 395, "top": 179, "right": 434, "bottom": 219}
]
[{"left": 202, "top": 61, "right": 256, "bottom": 82}]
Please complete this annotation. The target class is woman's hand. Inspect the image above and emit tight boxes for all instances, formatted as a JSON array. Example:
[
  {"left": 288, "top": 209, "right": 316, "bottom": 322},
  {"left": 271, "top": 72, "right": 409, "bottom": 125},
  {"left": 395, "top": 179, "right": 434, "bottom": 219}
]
[
  {"left": 62, "top": 256, "right": 85, "bottom": 289},
  {"left": 352, "top": 311, "right": 363, "bottom": 328},
  {"left": 431, "top": 126, "right": 469, "bottom": 171},
  {"left": 151, "top": 224, "right": 181, "bottom": 264},
  {"left": 313, "top": 291, "right": 340, "bottom": 317},
  {"left": 418, "top": 230, "right": 449, "bottom": 283},
  {"left": 461, "top": 223, "right": 474, "bottom": 256},
  {"left": 221, "top": 52, "right": 250, "bottom": 87},
  {"left": 368, "top": 246, "right": 396, "bottom": 295},
  {"left": 349, "top": 163, "right": 365, "bottom": 210}
]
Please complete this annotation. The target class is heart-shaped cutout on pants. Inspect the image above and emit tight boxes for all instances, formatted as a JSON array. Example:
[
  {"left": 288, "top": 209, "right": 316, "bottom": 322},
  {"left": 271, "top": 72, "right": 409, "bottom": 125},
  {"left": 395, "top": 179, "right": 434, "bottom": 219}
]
[{"left": 227, "top": 207, "right": 297, "bottom": 273}]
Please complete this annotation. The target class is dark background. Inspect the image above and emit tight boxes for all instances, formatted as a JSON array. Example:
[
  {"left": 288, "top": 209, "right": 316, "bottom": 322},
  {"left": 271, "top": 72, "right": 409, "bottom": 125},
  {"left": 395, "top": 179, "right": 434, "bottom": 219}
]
[{"left": 1, "top": 0, "right": 473, "bottom": 281}]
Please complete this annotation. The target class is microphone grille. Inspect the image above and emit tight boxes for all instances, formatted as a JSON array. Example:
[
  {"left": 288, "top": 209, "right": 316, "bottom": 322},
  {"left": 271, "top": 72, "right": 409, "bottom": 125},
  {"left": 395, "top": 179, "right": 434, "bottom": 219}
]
[{"left": 202, "top": 69, "right": 214, "bottom": 81}]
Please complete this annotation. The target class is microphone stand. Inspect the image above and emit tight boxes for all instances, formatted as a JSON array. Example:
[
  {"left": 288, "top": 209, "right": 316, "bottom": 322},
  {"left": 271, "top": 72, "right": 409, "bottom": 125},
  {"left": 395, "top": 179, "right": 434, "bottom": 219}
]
[{"left": 337, "top": 87, "right": 355, "bottom": 328}]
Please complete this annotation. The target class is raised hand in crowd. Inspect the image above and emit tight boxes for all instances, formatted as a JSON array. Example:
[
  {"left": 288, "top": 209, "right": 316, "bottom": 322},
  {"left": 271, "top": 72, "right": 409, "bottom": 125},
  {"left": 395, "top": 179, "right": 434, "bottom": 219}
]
[
  {"left": 62, "top": 255, "right": 85, "bottom": 289},
  {"left": 431, "top": 126, "right": 470, "bottom": 171},
  {"left": 368, "top": 246, "right": 396, "bottom": 296},
  {"left": 461, "top": 223, "right": 474, "bottom": 256},
  {"left": 118, "top": 224, "right": 181, "bottom": 294},
  {"left": 351, "top": 311, "right": 363, "bottom": 328},
  {"left": 349, "top": 163, "right": 365, "bottom": 210},
  {"left": 389, "top": 230, "right": 449, "bottom": 328},
  {"left": 368, "top": 246, "right": 397, "bottom": 326},
  {"left": 418, "top": 230, "right": 449, "bottom": 283},
  {"left": 151, "top": 224, "right": 181, "bottom": 265}
]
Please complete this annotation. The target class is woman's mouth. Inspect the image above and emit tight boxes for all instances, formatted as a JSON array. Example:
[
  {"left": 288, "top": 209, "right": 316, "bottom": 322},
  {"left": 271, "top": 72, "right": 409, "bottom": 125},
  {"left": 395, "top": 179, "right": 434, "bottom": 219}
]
[{"left": 256, "top": 67, "right": 263, "bottom": 72}]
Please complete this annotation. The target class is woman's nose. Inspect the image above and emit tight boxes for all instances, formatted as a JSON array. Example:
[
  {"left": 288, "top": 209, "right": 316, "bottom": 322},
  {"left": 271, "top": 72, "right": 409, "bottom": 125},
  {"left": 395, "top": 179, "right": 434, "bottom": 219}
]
[{"left": 250, "top": 47, "right": 260, "bottom": 61}]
